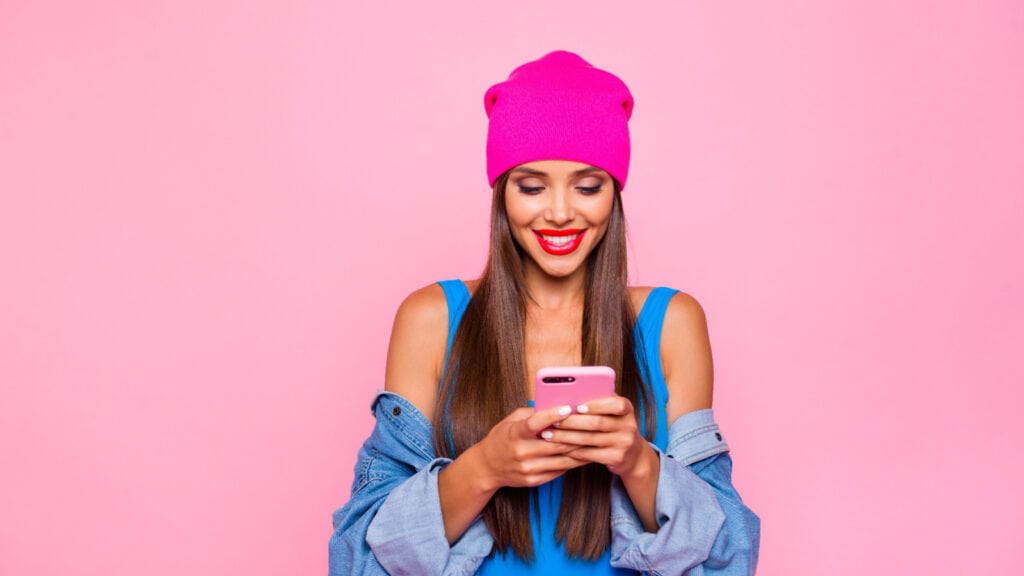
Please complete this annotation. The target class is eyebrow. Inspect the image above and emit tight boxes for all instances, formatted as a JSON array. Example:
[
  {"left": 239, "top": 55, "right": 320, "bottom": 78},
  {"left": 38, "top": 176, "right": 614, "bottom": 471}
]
[{"left": 510, "top": 165, "right": 606, "bottom": 177}]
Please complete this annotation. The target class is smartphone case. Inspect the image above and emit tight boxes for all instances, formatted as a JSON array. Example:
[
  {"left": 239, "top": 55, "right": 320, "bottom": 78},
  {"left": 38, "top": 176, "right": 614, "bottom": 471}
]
[{"left": 533, "top": 366, "right": 616, "bottom": 412}]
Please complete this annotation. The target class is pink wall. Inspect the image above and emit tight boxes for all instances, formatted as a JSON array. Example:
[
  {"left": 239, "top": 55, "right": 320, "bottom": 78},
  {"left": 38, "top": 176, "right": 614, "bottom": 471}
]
[{"left": 2, "top": 1, "right": 1022, "bottom": 574}]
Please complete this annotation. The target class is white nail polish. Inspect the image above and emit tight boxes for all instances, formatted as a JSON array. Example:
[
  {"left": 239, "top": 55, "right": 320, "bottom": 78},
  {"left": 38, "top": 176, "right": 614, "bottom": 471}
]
[
  {"left": 576, "top": 404, "right": 589, "bottom": 414},
  {"left": 558, "top": 405, "right": 572, "bottom": 416},
  {"left": 541, "top": 430, "right": 553, "bottom": 440}
]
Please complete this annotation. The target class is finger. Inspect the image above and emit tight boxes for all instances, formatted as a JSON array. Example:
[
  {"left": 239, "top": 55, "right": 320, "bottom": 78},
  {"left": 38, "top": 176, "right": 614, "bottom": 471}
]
[
  {"left": 522, "top": 404, "right": 573, "bottom": 434},
  {"left": 531, "top": 434, "right": 580, "bottom": 455},
  {"left": 542, "top": 428, "right": 605, "bottom": 447},
  {"left": 563, "top": 446, "right": 622, "bottom": 468},
  {"left": 577, "top": 395, "right": 632, "bottom": 417},
  {"left": 537, "top": 453, "right": 590, "bottom": 468},
  {"left": 545, "top": 423, "right": 637, "bottom": 446},
  {"left": 558, "top": 413, "right": 631, "bottom": 433},
  {"left": 528, "top": 454, "right": 591, "bottom": 475},
  {"left": 502, "top": 435, "right": 577, "bottom": 469},
  {"left": 505, "top": 407, "right": 536, "bottom": 422}
]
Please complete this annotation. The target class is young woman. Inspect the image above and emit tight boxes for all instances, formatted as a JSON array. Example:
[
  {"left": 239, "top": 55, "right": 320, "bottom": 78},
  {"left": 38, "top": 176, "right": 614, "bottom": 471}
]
[{"left": 330, "top": 51, "right": 760, "bottom": 575}]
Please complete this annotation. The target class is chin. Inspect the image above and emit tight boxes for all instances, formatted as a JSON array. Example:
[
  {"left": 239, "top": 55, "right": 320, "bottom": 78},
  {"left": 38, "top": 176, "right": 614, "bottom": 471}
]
[{"left": 537, "top": 259, "right": 586, "bottom": 279}]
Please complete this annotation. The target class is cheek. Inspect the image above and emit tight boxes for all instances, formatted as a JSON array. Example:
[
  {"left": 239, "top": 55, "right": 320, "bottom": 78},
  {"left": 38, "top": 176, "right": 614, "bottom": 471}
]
[
  {"left": 585, "top": 200, "right": 615, "bottom": 242},
  {"left": 504, "top": 205, "right": 523, "bottom": 230},
  {"left": 504, "top": 198, "right": 536, "bottom": 229},
  {"left": 587, "top": 197, "right": 615, "bottom": 227},
  {"left": 591, "top": 223, "right": 610, "bottom": 246}
]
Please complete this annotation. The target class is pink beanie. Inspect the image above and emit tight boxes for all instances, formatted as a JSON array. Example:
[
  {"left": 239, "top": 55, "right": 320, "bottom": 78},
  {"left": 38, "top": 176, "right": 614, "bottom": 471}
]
[{"left": 484, "top": 51, "right": 634, "bottom": 189}]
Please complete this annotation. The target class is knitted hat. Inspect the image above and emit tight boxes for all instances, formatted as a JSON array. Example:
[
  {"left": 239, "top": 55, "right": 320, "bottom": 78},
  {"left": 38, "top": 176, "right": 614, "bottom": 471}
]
[{"left": 484, "top": 51, "right": 634, "bottom": 189}]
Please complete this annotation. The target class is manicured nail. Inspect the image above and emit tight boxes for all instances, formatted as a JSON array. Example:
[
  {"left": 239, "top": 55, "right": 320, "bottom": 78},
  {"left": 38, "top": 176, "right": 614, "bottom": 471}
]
[
  {"left": 558, "top": 405, "right": 572, "bottom": 416},
  {"left": 576, "top": 404, "right": 589, "bottom": 414},
  {"left": 541, "top": 430, "right": 553, "bottom": 440}
]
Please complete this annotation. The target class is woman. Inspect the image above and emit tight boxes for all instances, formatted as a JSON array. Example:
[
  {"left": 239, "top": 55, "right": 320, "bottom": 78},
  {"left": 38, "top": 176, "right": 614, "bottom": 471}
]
[{"left": 330, "top": 51, "right": 760, "bottom": 575}]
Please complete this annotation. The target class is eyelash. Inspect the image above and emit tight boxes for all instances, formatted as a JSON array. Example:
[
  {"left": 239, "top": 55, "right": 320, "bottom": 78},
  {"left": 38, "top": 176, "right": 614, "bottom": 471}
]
[{"left": 516, "top": 185, "right": 603, "bottom": 195}]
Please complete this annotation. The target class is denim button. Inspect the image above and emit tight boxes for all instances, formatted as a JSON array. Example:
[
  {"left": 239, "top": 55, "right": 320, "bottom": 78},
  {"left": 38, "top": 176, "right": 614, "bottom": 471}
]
[
  {"left": 715, "top": 432, "right": 722, "bottom": 441},
  {"left": 392, "top": 406, "right": 402, "bottom": 416}
]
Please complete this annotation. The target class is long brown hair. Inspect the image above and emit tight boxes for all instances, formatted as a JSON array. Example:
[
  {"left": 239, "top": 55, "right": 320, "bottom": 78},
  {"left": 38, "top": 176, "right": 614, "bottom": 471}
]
[{"left": 433, "top": 171, "right": 655, "bottom": 562}]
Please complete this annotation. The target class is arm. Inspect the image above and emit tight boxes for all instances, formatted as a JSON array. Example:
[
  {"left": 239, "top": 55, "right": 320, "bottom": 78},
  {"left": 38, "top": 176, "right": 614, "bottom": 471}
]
[
  {"left": 609, "top": 410, "right": 760, "bottom": 575},
  {"left": 328, "top": 392, "right": 495, "bottom": 576},
  {"left": 329, "top": 285, "right": 494, "bottom": 575},
  {"left": 381, "top": 284, "right": 497, "bottom": 543},
  {"left": 608, "top": 293, "right": 760, "bottom": 575},
  {"left": 609, "top": 291, "right": 715, "bottom": 532},
  {"left": 546, "top": 291, "right": 714, "bottom": 531},
  {"left": 329, "top": 284, "right": 585, "bottom": 574},
  {"left": 383, "top": 285, "right": 582, "bottom": 545}
]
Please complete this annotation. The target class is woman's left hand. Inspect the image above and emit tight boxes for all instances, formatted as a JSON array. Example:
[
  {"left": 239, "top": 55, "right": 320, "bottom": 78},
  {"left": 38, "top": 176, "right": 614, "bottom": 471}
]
[
  {"left": 541, "top": 395, "right": 655, "bottom": 479},
  {"left": 547, "top": 395, "right": 662, "bottom": 532}
]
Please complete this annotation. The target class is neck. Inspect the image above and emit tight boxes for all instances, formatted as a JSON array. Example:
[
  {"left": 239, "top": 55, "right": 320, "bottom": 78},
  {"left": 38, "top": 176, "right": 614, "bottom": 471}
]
[{"left": 522, "top": 262, "right": 587, "bottom": 312}]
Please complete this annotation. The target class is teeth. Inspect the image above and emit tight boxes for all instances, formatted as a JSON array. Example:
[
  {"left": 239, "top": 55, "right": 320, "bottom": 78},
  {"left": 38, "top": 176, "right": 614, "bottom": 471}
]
[{"left": 541, "top": 233, "right": 581, "bottom": 247}]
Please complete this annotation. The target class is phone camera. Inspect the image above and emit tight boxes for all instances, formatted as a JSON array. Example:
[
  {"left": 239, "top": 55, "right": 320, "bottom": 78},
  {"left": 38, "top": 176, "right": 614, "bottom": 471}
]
[{"left": 542, "top": 376, "right": 576, "bottom": 383}]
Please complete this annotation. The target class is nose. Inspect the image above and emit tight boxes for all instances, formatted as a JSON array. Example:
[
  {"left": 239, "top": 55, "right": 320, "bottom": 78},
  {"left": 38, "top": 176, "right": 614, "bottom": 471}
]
[{"left": 544, "top": 187, "right": 574, "bottom": 225}]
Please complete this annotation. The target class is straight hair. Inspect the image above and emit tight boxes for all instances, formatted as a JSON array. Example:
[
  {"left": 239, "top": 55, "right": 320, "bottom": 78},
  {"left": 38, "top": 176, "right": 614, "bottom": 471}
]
[{"left": 433, "top": 171, "right": 656, "bottom": 562}]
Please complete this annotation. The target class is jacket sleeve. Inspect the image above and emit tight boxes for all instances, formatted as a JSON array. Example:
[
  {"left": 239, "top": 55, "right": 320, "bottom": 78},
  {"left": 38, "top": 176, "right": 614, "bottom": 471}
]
[
  {"left": 609, "top": 409, "right": 761, "bottom": 576},
  {"left": 328, "top": 392, "right": 494, "bottom": 576}
]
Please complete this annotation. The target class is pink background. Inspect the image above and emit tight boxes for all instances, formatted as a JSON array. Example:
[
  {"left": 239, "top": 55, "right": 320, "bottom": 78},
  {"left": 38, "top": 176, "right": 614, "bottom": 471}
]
[{"left": 2, "top": 1, "right": 1022, "bottom": 574}]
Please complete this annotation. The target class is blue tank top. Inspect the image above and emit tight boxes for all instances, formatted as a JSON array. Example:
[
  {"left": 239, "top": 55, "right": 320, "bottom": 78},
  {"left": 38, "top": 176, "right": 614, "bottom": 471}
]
[{"left": 437, "top": 280, "right": 676, "bottom": 575}]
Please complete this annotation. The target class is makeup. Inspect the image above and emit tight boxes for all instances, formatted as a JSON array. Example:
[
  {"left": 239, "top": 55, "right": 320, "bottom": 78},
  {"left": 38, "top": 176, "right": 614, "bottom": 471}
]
[{"left": 534, "top": 228, "right": 586, "bottom": 255}]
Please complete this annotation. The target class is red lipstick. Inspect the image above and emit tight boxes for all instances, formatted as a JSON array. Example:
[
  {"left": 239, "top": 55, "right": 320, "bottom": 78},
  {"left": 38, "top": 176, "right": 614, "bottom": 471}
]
[{"left": 533, "top": 229, "right": 586, "bottom": 255}]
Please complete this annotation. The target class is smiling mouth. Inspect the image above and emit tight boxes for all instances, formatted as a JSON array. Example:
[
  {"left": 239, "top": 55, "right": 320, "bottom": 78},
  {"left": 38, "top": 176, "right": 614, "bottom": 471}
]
[{"left": 534, "top": 229, "right": 586, "bottom": 255}]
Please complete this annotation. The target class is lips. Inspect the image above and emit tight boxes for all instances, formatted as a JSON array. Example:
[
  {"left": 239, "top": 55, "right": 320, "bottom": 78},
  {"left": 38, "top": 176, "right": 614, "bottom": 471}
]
[{"left": 534, "top": 229, "right": 586, "bottom": 255}]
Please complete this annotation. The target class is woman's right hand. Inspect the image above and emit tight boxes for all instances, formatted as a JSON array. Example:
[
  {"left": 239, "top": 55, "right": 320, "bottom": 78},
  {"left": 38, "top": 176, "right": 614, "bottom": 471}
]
[
  {"left": 470, "top": 405, "right": 586, "bottom": 491},
  {"left": 437, "top": 404, "right": 585, "bottom": 544}
]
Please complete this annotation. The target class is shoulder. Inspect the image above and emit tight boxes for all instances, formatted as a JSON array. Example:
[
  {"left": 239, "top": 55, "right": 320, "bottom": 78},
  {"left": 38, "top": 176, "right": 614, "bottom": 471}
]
[
  {"left": 390, "top": 283, "right": 452, "bottom": 360},
  {"left": 628, "top": 285, "right": 707, "bottom": 326},
  {"left": 383, "top": 282, "right": 452, "bottom": 422},
  {"left": 662, "top": 291, "right": 709, "bottom": 335},
  {"left": 393, "top": 278, "right": 481, "bottom": 335},
  {"left": 627, "top": 285, "right": 704, "bottom": 320},
  {"left": 395, "top": 282, "right": 450, "bottom": 327},
  {"left": 657, "top": 290, "right": 715, "bottom": 423}
]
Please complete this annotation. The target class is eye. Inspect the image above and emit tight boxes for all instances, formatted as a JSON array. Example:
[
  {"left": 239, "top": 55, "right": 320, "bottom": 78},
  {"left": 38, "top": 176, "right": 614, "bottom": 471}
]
[
  {"left": 515, "top": 178, "right": 545, "bottom": 195},
  {"left": 576, "top": 180, "right": 604, "bottom": 195},
  {"left": 517, "top": 185, "right": 544, "bottom": 195}
]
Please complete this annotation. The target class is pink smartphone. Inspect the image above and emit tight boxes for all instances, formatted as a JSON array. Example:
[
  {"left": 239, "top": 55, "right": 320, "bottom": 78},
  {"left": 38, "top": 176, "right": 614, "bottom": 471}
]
[{"left": 533, "top": 366, "right": 616, "bottom": 413}]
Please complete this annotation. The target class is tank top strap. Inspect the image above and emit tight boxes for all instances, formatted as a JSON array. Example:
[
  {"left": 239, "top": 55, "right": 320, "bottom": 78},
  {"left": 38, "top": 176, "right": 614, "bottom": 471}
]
[
  {"left": 633, "top": 287, "right": 678, "bottom": 449},
  {"left": 437, "top": 280, "right": 470, "bottom": 454},
  {"left": 438, "top": 279, "right": 471, "bottom": 368}
]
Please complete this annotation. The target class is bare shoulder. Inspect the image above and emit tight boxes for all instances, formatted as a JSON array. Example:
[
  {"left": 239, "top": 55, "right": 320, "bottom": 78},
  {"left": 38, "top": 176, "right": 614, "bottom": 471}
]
[
  {"left": 384, "top": 282, "right": 451, "bottom": 422},
  {"left": 660, "top": 291, "right": 715, "bottom": 424},
  {"left": 663, "top": 291, "right": 709, "bottom": 334}
]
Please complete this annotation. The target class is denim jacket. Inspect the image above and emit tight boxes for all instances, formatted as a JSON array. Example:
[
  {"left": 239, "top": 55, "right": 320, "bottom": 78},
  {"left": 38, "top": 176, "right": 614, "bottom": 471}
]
[{"left": 329, "top": 391, "right": 759, "bottom": 575}]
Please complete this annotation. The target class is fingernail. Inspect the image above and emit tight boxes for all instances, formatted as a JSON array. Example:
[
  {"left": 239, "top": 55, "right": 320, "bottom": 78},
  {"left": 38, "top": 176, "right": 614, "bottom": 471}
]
[
  {"left": 558, "top": 405, "right": 572, "bottom": 416},
  {"left": 541, "top": 430, "right": 553, "bottom": 440},
  {"left": 576, "top": 404, "right": 589, "bottom": 414}
]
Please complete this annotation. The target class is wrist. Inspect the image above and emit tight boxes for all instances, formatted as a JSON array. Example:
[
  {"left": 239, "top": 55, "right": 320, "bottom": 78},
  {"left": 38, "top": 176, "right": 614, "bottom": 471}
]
[
  {"left": 617, "top": 442, "right": 660, "bottom": 486},
  {"left": 451, "top": 443, "right": 502, "bottom": 496}
]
